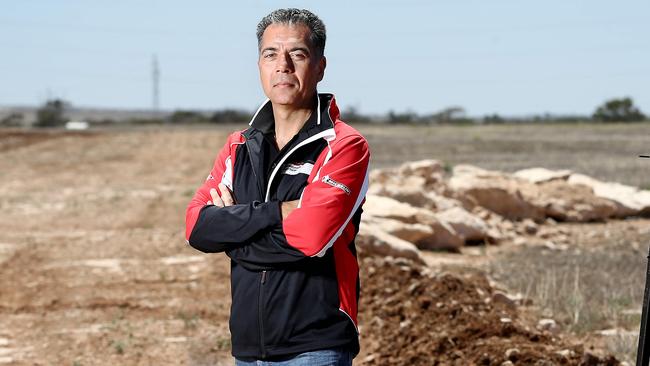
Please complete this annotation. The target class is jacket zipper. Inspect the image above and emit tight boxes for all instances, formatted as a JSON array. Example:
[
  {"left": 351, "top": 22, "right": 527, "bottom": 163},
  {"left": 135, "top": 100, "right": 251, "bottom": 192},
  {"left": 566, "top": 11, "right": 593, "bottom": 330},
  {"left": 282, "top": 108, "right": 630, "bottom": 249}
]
[
  {"left": 259, "top": 270, "right": 267, "bottom": 358},
  {"left": 257, "top": 136, "right": 326, "bottom": 357},
  {"left": 245, "top": 137, "right": 269, "bottom": 357}
]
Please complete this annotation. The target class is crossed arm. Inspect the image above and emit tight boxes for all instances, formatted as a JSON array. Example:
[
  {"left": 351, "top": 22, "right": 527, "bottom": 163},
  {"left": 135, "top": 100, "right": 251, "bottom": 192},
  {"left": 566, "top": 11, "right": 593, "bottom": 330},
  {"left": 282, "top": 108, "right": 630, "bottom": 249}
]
[
  {"left": 208, "top": 183, "right": 298, "bottom": 219},
  {"left": 186, "top": 135, "right": 370, "bottom": 270},
  {"left": 196, "top": 183, "right": 304, "bottom": 270}
]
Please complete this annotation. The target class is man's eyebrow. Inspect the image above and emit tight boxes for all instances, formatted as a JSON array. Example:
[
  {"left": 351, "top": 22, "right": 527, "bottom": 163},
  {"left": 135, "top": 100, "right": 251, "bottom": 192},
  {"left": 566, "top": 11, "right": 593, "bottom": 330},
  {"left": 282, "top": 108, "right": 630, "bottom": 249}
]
[{"left": 261, "top": 47, "right": 278, "bottom": 53}]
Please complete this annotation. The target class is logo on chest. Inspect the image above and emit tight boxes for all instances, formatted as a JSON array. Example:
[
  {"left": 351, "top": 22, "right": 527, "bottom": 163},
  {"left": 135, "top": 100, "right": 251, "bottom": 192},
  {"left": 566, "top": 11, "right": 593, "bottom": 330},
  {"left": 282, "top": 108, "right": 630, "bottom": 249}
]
[{"left": 280, "top": 162, "right": 314, "bottom": 176}]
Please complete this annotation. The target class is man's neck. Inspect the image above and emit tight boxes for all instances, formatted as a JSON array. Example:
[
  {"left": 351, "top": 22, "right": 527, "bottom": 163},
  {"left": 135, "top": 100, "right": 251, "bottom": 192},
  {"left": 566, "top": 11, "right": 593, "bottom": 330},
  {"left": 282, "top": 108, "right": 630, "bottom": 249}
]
[{"left": 272, "top": 99, "right": 316, "bottom": 150}]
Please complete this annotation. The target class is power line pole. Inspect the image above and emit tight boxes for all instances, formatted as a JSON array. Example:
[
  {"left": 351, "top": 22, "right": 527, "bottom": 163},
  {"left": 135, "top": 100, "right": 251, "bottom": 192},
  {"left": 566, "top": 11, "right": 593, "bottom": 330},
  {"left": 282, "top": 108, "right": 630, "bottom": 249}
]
[{"left": 152, "top": 54, "right": 160, "bottom": 116}]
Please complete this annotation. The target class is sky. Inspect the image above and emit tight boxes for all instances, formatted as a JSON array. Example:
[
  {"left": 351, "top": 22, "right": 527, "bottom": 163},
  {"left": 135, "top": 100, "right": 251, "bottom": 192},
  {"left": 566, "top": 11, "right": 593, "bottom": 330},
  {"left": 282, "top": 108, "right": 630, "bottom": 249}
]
[{"left": 2, "top": 0, "right": 649, "bottom": 117}]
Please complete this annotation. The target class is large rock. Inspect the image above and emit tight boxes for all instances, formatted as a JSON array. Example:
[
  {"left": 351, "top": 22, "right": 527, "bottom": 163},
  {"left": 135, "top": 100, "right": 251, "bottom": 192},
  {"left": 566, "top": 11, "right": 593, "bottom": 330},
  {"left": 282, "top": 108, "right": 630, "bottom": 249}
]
[
  {"left": 362, "top": 217, "right": 433, "bottom": 244},
  {"left": 434, "top": 206, "right": 494, "bottom": 243},
  {"left": 448, "top": 165, "right": 546, "bottom": 221},
  {"left": 568, "top": 173, "right": 650, "bottom": 217},
  {"left": 369, "top": 185, "right": 462, "bottom": 211},
  {"left": 368, "top": 160, "right": 460, "bottom": 215},
  {"left": 363, "top": 194, "right": 435, "bottom": 224},
  {"left": 363, "top": 195, "right": 464, "bottom": 251},
  {"left": 414, "top": 219, "right": 464, "bottom": 251},
  {"left": 535, "top": 180, "right": 619, "bottom": 221},
  {"left": 513, "top": 168, "right": 621, "bottom": 221},
  {"left": 450, "top": 165, "right": 627, "bottom": 222},
  {"left": 367, "top": 178, "right": 427, "bottom": 207},
  {"left": 362, "top": 194, "right": 430, "bottom": 224},
  {"left": 397, "top": 159, "right": 445, "bottom": 186},
  {"left": 357, "top": 223, "right": 425, "bottom": 263},
  {"left": 514, "top": 167, "right": 572, "bottom": 184}
]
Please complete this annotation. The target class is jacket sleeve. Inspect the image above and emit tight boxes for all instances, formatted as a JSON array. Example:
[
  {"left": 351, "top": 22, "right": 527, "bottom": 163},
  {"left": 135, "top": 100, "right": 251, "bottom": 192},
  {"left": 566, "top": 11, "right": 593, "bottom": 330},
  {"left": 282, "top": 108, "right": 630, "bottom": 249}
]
[
  {"left": 185, "top": 133, "right": 283, "bottom": 253},
  {"left": 226, "top": 134, "right": 370, "bottom": 268},
  {"left": 283, "top": 135, "right": 370, "bottom": 257},
  {"left": 225, "top": 225, "right": 307, "bottom": 270},
  {"left": 188, "top": 201, "right": 283, "bottom": 253}
]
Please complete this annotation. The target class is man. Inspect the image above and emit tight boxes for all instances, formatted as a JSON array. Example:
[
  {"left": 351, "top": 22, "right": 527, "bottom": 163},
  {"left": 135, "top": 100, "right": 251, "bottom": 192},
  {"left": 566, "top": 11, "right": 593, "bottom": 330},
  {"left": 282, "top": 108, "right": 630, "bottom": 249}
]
[{"left": 185, "top": 8, "right": 370, "bottom": 366}]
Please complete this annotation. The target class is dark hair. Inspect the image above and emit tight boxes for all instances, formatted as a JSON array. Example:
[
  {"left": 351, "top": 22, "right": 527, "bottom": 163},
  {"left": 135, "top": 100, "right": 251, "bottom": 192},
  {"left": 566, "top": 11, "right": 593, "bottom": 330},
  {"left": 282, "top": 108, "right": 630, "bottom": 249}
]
[{"left": 256, "top": 8, "right": 326, "bottom": 58}]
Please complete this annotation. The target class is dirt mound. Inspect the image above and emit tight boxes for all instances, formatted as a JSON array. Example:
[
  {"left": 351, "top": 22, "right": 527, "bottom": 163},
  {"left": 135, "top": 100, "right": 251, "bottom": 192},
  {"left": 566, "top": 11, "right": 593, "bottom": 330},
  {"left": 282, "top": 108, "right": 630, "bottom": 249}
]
[{"left": 357, "top": 254, "right": 619, "bottom": 365}]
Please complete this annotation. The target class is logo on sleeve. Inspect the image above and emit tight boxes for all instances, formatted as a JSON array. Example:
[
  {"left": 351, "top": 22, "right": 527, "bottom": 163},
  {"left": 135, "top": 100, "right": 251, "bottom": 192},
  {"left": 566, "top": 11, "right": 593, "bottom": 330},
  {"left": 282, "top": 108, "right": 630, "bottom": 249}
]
[{"left": 322, "top": 175, "right": 351, "bottom": 195}]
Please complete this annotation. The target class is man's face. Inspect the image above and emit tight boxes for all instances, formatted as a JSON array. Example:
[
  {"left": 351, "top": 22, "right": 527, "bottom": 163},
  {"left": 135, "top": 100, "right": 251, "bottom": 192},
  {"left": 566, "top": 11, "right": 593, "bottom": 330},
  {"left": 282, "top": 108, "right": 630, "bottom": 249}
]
[{"left": 258, "top": 23, "right": 326, "bottom": 109}]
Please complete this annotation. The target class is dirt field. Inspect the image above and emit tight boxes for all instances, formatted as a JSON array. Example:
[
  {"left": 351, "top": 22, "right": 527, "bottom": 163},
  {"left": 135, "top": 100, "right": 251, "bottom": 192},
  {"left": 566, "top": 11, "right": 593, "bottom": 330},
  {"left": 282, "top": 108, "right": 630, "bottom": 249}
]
[{"left": 1, "top": 123, "right": 648, "bottom": 365}]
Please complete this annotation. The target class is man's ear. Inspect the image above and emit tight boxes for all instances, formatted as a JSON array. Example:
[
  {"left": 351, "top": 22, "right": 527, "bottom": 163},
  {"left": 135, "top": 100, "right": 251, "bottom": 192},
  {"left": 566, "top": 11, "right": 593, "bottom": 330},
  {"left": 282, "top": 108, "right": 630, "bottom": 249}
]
[{"left": 317, "top": 56, "right": 326, "bottom": 82}]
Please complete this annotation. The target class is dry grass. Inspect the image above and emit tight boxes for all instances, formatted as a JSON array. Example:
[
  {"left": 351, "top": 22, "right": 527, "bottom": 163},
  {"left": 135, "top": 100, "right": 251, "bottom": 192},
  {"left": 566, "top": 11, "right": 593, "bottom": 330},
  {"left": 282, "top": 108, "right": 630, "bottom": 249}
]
[
  {"left": 488, "top": 220, "right": 650, "bottom": 362},
  {"left": 356, "top": 122, "right": 650, "bottom": 188},
  {"left": 606, "top": 332, "right": 639, "bottom": 365},
  {"left": 490, "top": 244, "right": 644, "bottom": 332}
]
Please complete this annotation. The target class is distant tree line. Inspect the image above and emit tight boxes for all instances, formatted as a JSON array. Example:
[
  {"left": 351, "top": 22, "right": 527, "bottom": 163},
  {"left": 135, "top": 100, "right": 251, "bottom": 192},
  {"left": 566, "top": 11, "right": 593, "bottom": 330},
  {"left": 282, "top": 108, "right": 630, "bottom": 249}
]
[
  {"left": 170, "top": 108, "right": 252, "bottom": 124},
  {"left": 592, "top": 97, "right": 645, "bottom": 122},
  {"left": 1, "top": 96, "right": 646, "bottom": 128},
  {"left": 342, "top": 97, "right": 646, "bottom": 125}
]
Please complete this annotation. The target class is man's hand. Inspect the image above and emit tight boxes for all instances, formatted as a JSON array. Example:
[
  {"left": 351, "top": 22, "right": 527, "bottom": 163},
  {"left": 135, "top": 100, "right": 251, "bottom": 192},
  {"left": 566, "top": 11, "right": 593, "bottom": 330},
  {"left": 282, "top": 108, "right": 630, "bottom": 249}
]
[
  {"left": 281, "top": 200, "right": 299, "bottom": 220},
  {"left": 207, "top": 183, "right": 235, "bottom": 207}
]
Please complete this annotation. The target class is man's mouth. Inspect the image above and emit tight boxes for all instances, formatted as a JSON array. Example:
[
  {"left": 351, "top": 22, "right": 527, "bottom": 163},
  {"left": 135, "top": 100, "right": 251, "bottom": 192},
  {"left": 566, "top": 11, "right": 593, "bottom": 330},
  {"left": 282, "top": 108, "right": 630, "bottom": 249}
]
[{"left": 274, "top": 82, "right": 295, "bottom": 87}]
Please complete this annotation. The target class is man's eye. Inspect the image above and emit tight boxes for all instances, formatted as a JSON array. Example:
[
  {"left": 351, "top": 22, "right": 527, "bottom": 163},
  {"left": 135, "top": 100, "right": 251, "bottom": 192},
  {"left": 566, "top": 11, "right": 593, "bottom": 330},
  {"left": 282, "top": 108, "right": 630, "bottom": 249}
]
[
  {"left": 291, "top": 53, "right": 306, "bottom": 59},
  {"left": 263, "top": 53, "right": 276, "bottom": 59}
]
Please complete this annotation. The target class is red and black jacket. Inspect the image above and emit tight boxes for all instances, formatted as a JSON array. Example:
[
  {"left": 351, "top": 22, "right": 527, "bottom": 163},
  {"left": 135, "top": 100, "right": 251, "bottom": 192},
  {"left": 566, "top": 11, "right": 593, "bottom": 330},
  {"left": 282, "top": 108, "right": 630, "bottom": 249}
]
[{"left": 185, "top": 93, "right": 370, "bottom": 360}]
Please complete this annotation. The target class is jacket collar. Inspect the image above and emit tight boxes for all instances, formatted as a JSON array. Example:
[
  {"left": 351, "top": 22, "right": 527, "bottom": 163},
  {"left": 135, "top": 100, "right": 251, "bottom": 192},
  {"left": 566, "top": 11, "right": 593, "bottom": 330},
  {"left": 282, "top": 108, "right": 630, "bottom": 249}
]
[{"left": 246, "top": 93, "right": 338, "bottom": 138}]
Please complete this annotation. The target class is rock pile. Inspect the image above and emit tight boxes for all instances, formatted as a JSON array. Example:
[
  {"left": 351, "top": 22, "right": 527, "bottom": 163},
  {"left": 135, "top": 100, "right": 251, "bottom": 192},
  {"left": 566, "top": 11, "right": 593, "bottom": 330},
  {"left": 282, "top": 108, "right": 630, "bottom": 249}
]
[{"left": 358, "top": 160, "right": 650, "bottom": 258}]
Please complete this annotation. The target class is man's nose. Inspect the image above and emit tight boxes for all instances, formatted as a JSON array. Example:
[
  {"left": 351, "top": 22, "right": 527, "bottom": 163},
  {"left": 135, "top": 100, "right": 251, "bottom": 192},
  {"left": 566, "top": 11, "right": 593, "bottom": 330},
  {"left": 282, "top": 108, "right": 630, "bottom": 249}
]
[{"left": 275, "top": 52, "right": 293, "bottom": 73}]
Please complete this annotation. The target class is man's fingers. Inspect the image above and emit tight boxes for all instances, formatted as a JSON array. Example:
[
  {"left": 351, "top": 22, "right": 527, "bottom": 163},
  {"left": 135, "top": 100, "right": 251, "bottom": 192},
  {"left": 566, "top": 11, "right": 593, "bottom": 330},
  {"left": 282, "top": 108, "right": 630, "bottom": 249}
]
[
  {"left": 281, "top": 200, "right": 300, "bottom": 220},
  {"left": 219, "top": 183, "right": 235, "bottom": 206},
  {"left": 209, "top": 188, "right": 224, "bottom": 207},
  {"left": 207, "top": 185, "right": 232, "bottom": 208}
]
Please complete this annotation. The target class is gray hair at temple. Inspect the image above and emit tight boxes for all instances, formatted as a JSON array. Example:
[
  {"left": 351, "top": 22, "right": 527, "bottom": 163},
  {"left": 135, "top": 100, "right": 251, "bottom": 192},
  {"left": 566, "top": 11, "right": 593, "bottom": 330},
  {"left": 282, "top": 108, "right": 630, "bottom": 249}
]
[{"left": 256, "top": 8, "right": 327, "bottom": 59}]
